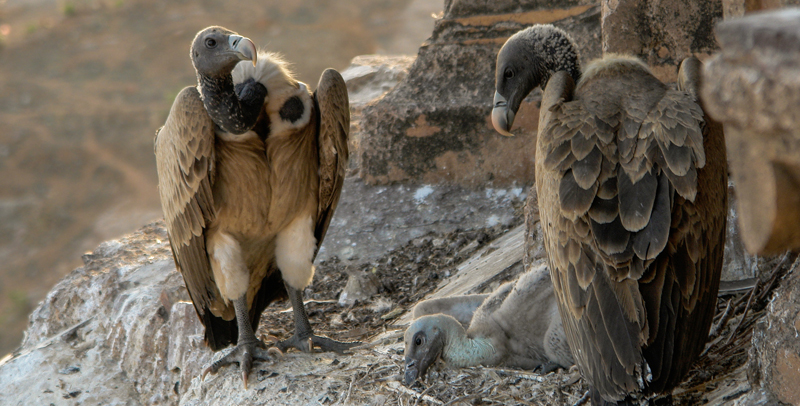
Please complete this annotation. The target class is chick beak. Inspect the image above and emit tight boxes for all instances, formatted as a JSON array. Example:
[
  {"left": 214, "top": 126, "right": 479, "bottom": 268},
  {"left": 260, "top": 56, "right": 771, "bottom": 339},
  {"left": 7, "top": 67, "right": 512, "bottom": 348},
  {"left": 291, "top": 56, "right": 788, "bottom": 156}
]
[
  {"left": 229, "top": 34, "right": 257, "bottom": 67},
  {"left": 491, "top": 91, "right": 516, "bottom": 137},
  {"left": 403, "top": 359, "right": 419, "bottom": 386}
]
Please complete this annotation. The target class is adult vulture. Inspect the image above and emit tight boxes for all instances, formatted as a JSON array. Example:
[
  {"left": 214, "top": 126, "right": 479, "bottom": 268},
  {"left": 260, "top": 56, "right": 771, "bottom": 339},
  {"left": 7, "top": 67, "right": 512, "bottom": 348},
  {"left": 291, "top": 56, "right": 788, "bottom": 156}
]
[
  {"left": 155, "top": 26, "right": 355, "bottom": 387},
  {"left": 491, "top": 25, "right": 727, "bottom": 404}
]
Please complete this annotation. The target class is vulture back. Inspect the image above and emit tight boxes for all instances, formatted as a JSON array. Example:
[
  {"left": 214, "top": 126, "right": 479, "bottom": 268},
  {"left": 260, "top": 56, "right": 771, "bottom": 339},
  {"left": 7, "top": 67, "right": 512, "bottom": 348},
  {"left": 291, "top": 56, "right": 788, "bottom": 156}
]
[{"left": 535, "top": 56, "right": 727, "bottom": 402}]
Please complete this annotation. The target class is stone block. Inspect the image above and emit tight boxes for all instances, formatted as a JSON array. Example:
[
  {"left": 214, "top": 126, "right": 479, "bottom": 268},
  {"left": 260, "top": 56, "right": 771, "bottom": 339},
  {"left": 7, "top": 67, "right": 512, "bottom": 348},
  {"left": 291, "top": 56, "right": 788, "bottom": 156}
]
[
  {"left": 748, "top": 257, "right": 800, "bottom": 405},
  {"left": 723, "top": 0, "right": 800, "bottom": 19},
  {"left": 601, "top": 0, "right": 723, "bottom": 82},
  {"left": 359, "top": 0, "right": 601, "bottom": 186},
  {"left": 702, "top": 8, "right": 800, "bottom": 254},
  {"left": 342, "top": 55, "right": 415, "bottom": 171}
]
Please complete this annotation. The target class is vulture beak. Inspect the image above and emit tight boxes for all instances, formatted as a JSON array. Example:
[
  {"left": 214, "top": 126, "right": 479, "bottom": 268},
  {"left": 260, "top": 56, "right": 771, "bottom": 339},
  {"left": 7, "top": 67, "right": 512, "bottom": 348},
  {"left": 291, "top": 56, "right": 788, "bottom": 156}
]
[
  {"left": 491, "top": 91, "right": 515, "bottom": 137},
  {"left": 403, "top": 358, "right": 421, "bottom": 386},
  {"left": 403, "top": 337, "right": 444, "bottom": 386},
  {"left": 229, "top": 34, "right": 258, "bottom": 67}
]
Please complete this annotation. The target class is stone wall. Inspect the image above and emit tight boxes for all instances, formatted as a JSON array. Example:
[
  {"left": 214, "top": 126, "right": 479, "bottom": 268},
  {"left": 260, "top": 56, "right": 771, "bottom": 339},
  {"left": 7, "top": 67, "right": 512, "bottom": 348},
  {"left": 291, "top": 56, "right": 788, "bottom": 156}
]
[
  {"left": 702, "top": 8, "right": 800, "bottom": 254},
  {"left": 748, "top": 257, "right": 800, "bottom": 405},
  {"left": 359, "top": 0, "right": 601, "bottom": 186},
  {"left": 601, "top": 0, "right": 723, "bottom": 82}
]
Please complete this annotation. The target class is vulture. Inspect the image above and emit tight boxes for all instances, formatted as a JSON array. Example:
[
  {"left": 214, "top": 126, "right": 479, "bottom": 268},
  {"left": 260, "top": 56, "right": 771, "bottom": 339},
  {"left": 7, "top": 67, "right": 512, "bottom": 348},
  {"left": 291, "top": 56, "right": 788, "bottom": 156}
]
[
  {"left": 491, "top": 25, "right": 727, "bottom": 404},
  {"left": 404, "top": 263, "right": 574, "bottom": 385},
  {"left": 154, "top": 26, "right": 355, "bottom": 387}
]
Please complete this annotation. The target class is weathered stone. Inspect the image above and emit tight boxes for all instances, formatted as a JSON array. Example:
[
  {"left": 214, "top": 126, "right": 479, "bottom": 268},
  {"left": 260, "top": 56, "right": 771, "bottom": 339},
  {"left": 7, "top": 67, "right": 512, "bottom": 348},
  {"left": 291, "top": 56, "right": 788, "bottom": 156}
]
[
  {"left": 748, "top": 256, "right": 800, "bottom": 405},
  {"left": 360, "top": 0, "right": 600, "bottom": 186},
  {"left": 523, "top": 186, "right": 547, "bottom": 272},
  {"left": 342, "top": 55, "right": 415, "bottom": 107},
  {"left": 338, "top": 269, "right": 382, "bottom": 306},
  {"left": 723, "top": 182, "right": 763, "bottom": 281},
  {"left": 341, "top": 55, "right": 415, "bottom": 171},
  {"left": 601, "top": 0, "right": 723, "bottom": 82},
  {"left": 723, "top": 0, "right": 800, "bottom": 19},
  {"left": 0, "top": 224, "right": 202, "bottom": 406},
  {"left": 702, "top": 8, "right": 800, "bottom": 254}
]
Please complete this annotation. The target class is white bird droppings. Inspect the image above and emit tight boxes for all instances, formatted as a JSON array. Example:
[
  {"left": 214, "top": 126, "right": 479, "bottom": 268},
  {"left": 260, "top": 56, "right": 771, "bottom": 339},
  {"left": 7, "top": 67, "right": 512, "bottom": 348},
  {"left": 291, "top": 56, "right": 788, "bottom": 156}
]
[{"left": 414, "top": 185, "right": 434, "bottom": 203}]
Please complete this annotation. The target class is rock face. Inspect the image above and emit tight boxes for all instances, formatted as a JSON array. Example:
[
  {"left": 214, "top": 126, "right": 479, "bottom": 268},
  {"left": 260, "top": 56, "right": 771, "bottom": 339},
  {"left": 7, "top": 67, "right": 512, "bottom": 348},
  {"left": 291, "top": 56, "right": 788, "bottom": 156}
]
[
  {"left": 722, "top": 0, "right": 800, "bottom": 19},
  {"left": 0, "top": 224, "right": 201, "bottom": 405},
  {"left": 702, "top": 8, "right": 800, "bottom": 254},
  {"left": 0, "top": 174, "right": 527, "bottom": 405},
  {"left": 601, "top": 0, "right": 723, "bottom": 82},
  {"left": 359, "top": 0, "right": 600, "bottom": 186},
  {"left": 341, "top": 54, "right": 416, "bottom": 172},
  {"left": 748, "top": 257, "right": 800, "bottom": 405}
]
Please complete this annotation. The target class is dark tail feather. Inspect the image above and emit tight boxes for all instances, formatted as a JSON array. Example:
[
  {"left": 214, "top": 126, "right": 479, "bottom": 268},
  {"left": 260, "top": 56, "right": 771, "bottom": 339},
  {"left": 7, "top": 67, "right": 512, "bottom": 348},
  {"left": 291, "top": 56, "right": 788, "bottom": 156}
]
[{"left": 590, "top": 388, "right": 638, "bottom": 406}]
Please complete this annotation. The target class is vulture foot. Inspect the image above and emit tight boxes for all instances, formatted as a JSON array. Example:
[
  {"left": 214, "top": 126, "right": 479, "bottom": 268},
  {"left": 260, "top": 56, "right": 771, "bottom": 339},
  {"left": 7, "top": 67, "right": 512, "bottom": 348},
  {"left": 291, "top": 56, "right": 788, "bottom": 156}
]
[
  {"left": 201, "top": 339, "right": 281, "bottom": 389},
  {"left": 276, "top": 333, "right": 361, "bottom": 354},
  {"left": 281, "top": 283, "right": 362, "bottom": 354}
]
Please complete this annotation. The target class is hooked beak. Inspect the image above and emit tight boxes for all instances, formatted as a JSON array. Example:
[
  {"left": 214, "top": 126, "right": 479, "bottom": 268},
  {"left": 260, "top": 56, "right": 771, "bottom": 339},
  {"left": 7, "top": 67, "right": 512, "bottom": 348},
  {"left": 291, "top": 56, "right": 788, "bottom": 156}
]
[
  {"left": 403, "top": 338, "right": 443, "bottom": 386},
  {"left": 404, "top": 359, "right": 420, "bottom": 386},
  {"left": 229, "top": 34, "right": 257, "bottom": 67},
  {"left": 491, "top": 91, "right": 515, "bottom": 137}
]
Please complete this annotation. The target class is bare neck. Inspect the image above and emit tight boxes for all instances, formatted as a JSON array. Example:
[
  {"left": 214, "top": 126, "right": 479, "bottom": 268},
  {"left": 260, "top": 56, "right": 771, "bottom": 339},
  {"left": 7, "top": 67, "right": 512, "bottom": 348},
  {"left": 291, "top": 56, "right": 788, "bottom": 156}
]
[{"left": 436, "top": 315, "right": 496, "bottom": 368}]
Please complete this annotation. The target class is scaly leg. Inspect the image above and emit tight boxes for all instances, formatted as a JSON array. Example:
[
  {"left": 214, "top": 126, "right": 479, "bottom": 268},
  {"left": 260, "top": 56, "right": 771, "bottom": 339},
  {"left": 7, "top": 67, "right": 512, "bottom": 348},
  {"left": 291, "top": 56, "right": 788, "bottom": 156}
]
[
  {"left": 202, "top": 294, "right": 279, "bottom": 389},
  {"left": 277, "top": 282, "right": 361, "bottom": 353}
]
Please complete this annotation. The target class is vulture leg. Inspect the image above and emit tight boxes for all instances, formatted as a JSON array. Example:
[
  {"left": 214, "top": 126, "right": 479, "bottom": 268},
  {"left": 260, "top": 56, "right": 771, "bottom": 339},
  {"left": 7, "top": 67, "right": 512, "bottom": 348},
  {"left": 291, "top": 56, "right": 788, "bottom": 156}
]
[
  {"left": 201, "top": 294, "right": 277, "bottom": 389},
  {"left": 278, "top": 282, "right": 361, "bottom": 353}
]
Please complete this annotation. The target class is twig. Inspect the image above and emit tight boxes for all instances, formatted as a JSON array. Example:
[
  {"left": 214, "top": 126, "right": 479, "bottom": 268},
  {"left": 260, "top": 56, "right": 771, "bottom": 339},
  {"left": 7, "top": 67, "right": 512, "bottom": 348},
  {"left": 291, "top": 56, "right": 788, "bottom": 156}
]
[
  {"left": 442, "top": 393, "right": 482, "bottom": 406},
  {"left": 572, "top": 391, "right": 591, "bottom": 406},
  {"left": 384, "top": 381, "right": 444, "bottom": 405},
  {"left": 491, "top": 368, "right": 548, "bottom": 382},
  {"left": 757, "top": 253, "right": 794, "bottom": 303},
  {"left": 727, "top": 253, "right": 790, "bottom": 345},
  {"left": 413, "top": 384, "right": 437, "bottom": 406},
  {"left": 342, "top": 375, "right": 356, "bottom": 406},
  {"left": 708, "top": 298, "right": 733, "bottom": 340},
  {"left": 727, "top": 278, "right": 758, "bottom": 345}
]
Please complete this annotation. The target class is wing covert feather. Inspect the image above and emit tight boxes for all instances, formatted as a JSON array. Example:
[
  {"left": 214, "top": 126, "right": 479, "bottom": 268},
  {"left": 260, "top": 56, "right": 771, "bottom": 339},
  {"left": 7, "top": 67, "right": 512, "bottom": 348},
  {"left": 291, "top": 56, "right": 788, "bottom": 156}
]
[
  {"left": 155, "top": 86, "right": 218, "bottom": 314},
  {"left": 314, "top": 69, "right": 350, "bottom": 248}
]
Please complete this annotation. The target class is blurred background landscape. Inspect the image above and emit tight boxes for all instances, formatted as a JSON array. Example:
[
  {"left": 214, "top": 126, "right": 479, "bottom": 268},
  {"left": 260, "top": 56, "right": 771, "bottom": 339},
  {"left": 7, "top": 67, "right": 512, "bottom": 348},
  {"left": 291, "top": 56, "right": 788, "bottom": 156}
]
[{"left": 0, "top": 0, "right": 440, "bottom": 356}]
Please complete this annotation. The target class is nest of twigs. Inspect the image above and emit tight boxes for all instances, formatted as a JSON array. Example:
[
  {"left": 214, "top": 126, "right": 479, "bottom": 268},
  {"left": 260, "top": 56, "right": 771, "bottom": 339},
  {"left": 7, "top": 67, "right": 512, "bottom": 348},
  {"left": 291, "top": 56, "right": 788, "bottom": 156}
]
[
  {"left": 331, "top": 253, "right": 798, "bottom": 406},
  {"left": 249, "top": 209, "right": 796, "bottom": 406}
]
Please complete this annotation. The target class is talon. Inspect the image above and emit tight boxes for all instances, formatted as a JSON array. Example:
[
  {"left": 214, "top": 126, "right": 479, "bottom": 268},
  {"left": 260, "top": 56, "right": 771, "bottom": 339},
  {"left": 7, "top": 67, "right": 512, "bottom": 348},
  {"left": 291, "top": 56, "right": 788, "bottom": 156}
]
[
  {"left": 200, "top": 340, "right": 277, "bottom": 389},
  {"left": 268, "top": 347, "right": 283, "bottom": 358}
]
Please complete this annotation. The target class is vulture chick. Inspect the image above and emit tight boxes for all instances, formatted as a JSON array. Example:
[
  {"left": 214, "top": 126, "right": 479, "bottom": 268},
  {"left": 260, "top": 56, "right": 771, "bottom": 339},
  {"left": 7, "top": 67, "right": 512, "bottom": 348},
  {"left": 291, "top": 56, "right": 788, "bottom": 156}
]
[
  {"left": 404, "top": 264, "right": 574, "bottom": 385},
  {"left": 155, "top": 26, "right": 355, "bottom": 388},
  {"left": 492, "top": 25, "right": 727, "bottom": 404}
]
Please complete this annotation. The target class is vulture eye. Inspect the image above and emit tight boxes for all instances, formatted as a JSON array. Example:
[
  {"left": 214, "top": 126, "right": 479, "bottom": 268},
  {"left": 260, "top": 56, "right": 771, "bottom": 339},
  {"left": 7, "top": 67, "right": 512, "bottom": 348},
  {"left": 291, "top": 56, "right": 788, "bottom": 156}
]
[
  {"left": 414, "top": 335, "right": 424, "bottom": 346},
  {"left": 205, "top": 38, "right": 217, "bottom": 48},
  {"left": 504, "top": 68, "right": 514, "bottom": 79}
]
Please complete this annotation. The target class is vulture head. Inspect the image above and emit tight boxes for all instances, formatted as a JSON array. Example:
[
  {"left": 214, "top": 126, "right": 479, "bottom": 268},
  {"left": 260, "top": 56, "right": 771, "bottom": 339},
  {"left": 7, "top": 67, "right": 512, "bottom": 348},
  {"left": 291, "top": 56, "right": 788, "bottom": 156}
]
[
  {"left": 492, "top": 24, "right": 581, "bottom": 136},
  {"left": 191, "top": 26, "right": 258, "bottom": 77},
  {"left": 190, "top": 26, "right": 266, "bottom": 135},
  {"left": 403, "top": 315, "right": 449, "bottom": 385}
]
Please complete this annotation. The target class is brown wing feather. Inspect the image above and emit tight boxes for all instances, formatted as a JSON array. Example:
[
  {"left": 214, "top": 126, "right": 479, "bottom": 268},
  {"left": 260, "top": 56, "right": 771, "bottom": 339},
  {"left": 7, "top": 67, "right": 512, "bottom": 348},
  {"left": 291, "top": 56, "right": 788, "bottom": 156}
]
[
  {"left": 536, "top": 61, "right": 726, "bottom": 402},
  {"left": 155, "top": 86, "right": 233, "bottom": 348},
  {"left": 313, "top": 68, "right": 350, "bottom": 250}
]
